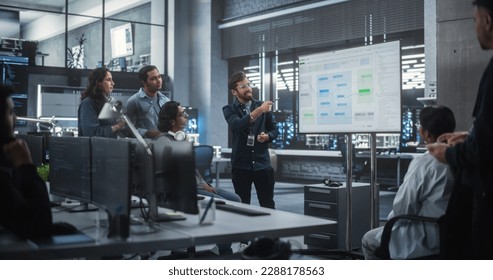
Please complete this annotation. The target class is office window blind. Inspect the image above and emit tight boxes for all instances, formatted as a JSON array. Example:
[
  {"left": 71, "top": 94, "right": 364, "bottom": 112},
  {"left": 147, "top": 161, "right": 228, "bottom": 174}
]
[{"left": 221, "top": 0, "right": 424, "bottom": 58}]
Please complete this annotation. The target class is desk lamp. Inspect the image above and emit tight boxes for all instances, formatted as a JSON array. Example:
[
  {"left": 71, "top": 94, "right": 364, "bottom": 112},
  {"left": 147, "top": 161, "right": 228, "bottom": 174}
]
[{"left": 98, "top": 100, "right": 152, "bottom": 156}]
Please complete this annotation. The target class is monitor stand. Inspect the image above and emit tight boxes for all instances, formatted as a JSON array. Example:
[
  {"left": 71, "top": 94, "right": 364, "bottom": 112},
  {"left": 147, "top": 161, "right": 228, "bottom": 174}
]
[
  {"left": 153, "top": 212, "right": 186, "bottom": 222},
  {"left": 147, "top": 195, "right": 186, "bottom": 222}
]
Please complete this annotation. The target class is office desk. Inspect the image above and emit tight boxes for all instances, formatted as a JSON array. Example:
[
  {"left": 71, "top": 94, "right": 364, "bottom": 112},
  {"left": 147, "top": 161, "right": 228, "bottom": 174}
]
[
  {"left": 212, "top": 157, "right": 230, "bottom": 188},
  {"left": 1, "top": 201, "right": 334, "bottom": 259},
  {"left": 160, "top": 201, "right": 334, "bottom": 245},
  {"left": 1, "top": 210, "right": 191, "bottom": 260}
]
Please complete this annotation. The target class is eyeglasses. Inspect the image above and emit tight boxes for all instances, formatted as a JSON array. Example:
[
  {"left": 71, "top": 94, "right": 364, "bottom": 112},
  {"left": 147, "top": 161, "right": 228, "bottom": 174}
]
[
  {"left": 178, "top": 111, "right": 189, "bottom": 119},
  {"left": 237, "top": 83, "right": 253, "bottom": 90}
]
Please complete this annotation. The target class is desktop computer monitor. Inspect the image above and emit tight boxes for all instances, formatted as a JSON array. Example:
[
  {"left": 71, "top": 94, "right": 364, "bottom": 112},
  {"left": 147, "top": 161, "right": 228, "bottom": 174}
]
[
  {"left": 152, "top": 136, "right": 199, "bottom": 217},
  {"left": 127, "top": 138, "right": 154, "bottom": 198},
  {"left": 91, "top": 137, "right": 132, "bottom": 239},
  {"left": 49, "top": 136, "right": 94, "bottom": 211}
]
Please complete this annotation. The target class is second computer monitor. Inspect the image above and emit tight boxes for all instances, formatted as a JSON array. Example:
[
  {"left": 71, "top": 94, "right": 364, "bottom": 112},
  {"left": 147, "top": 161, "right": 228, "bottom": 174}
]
[
  {"left": 49, "top": 136, "right": 91, "bottom": 204},
  {"left": 91, "top": 137, "right": 132, "bottom": 239},
  {"left": 153, "top": 136, "right": 199, "bottom": 215}
]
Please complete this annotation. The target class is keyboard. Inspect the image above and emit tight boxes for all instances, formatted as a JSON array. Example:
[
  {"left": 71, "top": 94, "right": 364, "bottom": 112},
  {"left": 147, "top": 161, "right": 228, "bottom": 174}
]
[{"left": 216, "top": 204, "right": 271, "bottom": 216}]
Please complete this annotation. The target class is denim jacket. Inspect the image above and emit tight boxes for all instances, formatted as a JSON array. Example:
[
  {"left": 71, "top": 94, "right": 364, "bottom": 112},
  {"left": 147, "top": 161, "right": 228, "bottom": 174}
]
[
  {"left": 124, "top": 88, "right": 169, "bottom": 137},
  {"left": 78, "top": 97, "right": 117, "bottom": 138}
]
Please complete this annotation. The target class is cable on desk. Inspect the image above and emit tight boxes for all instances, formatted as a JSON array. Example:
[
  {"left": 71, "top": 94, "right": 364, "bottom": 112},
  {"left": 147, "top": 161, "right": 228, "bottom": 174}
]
[{"left": 136, "top": 194, "right": 150, "bottom": 222}]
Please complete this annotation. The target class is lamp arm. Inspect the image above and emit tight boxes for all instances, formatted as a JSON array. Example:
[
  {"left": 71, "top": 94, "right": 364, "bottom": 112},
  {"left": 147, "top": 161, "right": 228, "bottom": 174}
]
[
  {"left": 121, "top": 114, "right": 152, "bottom": 156},
  {"left": 17, "top": 117, "right": 57, "bottom": 126}
]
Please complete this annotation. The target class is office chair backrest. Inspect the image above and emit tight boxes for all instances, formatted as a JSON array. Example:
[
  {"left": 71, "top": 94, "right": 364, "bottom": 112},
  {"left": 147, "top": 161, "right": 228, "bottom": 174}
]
[
  {"left": 375, "top": 214, "right": 444, "bottom": 259},
  {"left": 193, "top": 145, "right": 214, "bottom": 184}
]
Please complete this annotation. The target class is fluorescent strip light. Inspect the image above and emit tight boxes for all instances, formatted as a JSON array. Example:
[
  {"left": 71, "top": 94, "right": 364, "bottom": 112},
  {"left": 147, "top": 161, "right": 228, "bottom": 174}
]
[
  {"left": 406, "top": 68, "right": 425, "bottom": 73},
  {"left": 277, "top": 61, "right": 296, "bottom": 66},
  {"left": 401, "top": 44, "right": 425, "bottom": 50},
  {"left": 244, "top": 65, "right": 260, "bottom": 70},
  {"left": 402, "top": 60, "right": 418, "bottom": 64},
  {"left": 402, "top": 54, "right": 425, "bottom": 59}
]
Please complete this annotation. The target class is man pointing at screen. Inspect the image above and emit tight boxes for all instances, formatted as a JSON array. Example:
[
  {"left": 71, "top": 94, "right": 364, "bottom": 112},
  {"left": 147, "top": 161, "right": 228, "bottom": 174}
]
[{"left": 222, "top": 71, "right": 278, "bottom": 209}]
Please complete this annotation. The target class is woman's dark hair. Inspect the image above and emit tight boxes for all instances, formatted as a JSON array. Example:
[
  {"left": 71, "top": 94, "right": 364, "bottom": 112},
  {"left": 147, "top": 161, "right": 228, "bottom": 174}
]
[
  {"left": 138, "top": 65, "right": 159, "bottom": 86},
  {"left": 419, "top": 105, "right": 456, "bottom": 141},
  {"left": 80, "top": 67, "right": 110, "bottom": 104},
  {"left": 228, "top": 71, "right": 247, "bottom": 91},
  {"left": 157, "top": 100, "right": 180, "bottom": 132}
]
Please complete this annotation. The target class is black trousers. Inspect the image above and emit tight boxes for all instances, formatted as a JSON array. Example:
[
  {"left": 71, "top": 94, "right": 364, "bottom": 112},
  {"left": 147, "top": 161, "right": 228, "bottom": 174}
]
[{"left": 231, "top": 167, "right": 275, "bottom": 209}]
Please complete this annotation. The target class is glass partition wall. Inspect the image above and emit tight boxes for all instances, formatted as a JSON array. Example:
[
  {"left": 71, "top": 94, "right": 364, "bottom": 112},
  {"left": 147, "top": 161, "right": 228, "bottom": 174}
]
[{"left": 0, "top": 0, "right": 166, "bottom": 71}]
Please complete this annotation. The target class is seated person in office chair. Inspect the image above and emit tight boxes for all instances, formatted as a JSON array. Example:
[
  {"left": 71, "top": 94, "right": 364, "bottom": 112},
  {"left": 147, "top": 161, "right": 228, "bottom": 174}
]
[
  {"left": 156, "top": 100, "right": 240, "bottom": 256},
  {"left": 361, "top": 105, "right": 456, "bottom": 259},
  {"left": 156, "top": 100, "right": 241, "bottom": 202},
  {"left": 0, "top": 84, "right": 53, "bottom": 239}
]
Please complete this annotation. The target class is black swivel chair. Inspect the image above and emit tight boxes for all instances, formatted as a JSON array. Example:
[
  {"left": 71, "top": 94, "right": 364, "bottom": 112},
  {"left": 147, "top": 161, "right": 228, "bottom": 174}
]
[
  {"left": 193, "top": 145, "right": 214, "bottom": 184},
  {"left": 374, "top": 214, "right": 444, "bottom": 259}
]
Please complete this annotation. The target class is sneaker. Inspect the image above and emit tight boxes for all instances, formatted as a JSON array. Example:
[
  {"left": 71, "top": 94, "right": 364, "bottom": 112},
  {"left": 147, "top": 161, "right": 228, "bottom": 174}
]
[{"left": 236, "top": 242, "right": 249, "bottom": 253}]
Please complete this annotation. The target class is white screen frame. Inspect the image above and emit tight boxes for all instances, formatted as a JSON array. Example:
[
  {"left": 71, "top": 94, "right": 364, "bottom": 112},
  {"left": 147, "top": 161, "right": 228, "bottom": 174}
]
[{"left": 298, "top": 41, "right": 402, "bottom": 134}]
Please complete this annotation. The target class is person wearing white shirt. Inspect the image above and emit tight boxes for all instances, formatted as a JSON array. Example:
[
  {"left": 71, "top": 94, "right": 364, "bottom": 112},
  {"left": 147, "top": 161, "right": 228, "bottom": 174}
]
[{"left": 361, "top": 105, "right": 456, "bottom": 259}]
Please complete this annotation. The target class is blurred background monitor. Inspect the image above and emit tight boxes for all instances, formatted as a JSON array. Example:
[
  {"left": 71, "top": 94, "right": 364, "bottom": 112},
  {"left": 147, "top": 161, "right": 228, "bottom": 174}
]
[
  {"left": 152, "top": 135, "right": 199, "bottom": 220},
  {"left": 49, "top": 136, "right": 95, "bottom": 212},
  {"left": 11, "top": 93, "right": 28, "bottom": 127},
  {"left": 1, "top": 56, "right": 29, "bottom": 127},
  {"left": 182, "top": 107, "right": 198, "bottom": 134},
  {"left": 91, "top": 137, "right": 132, "bottom": 239}
]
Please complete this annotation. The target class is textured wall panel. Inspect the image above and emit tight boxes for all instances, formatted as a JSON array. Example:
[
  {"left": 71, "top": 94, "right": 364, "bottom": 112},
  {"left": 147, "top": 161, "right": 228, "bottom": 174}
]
[
  {"left": 222, "top": 0, "right": 424, "bottom": 58},
  {"left": 437, "top": 19, "right": 490, "bottom": 131}
]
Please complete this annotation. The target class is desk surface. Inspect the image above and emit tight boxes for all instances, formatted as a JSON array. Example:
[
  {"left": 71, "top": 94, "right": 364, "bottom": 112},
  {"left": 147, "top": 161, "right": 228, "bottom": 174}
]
[{"left": 1, "top": 201, "right": 334, "bottom": 259}]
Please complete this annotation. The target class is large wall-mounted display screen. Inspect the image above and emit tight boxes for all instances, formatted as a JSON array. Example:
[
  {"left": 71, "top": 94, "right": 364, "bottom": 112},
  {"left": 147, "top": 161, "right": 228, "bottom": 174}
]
[{"left": 298, "top": 41, "right": 401, "bottom": 133}]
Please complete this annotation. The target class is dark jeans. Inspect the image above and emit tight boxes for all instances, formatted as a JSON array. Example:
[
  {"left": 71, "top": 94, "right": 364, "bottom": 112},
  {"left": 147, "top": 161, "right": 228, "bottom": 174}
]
[{"left": 232, "top": 167, "right": 275, "bottom": 209}]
